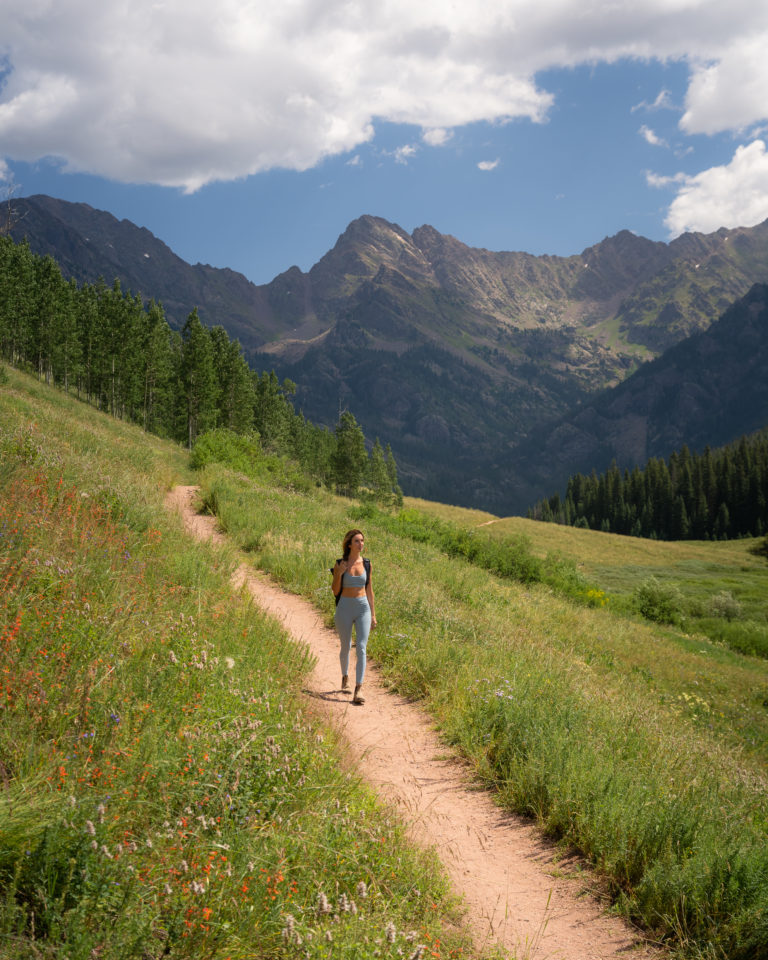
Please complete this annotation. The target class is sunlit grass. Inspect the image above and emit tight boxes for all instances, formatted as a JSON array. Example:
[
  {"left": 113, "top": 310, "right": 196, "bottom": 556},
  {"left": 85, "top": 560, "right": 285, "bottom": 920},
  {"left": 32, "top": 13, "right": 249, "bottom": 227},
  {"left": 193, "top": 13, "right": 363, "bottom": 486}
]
[
  {"left": 204, "top": 471, "right": 768, "bottom": 960},
  {"left": 406, "top": 497, "right": 768, "bottom": 651},
  {"left": 0, "top": 368, "right": 474, "bottom": 960}
]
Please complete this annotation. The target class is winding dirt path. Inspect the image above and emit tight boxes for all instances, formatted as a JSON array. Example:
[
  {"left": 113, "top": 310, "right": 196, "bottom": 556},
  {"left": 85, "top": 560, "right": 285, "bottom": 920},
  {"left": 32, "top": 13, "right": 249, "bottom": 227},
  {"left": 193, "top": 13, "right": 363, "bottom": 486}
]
[{"left": 166, "top": 486, "right": 659, "bottom": 960}]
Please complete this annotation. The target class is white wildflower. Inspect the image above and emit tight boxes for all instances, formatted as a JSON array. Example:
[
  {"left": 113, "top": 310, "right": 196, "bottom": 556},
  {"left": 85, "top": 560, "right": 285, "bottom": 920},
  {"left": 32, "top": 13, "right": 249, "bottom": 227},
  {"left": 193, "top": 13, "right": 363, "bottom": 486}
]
[{"left": 316, "top": 891, "right": 332, "bottom": 915}]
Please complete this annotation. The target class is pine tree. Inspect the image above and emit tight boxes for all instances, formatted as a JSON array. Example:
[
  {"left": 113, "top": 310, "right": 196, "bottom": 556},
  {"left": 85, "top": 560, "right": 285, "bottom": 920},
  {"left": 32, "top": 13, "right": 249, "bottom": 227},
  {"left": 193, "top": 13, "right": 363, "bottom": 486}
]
[
  {"left": 181, "top": 308, "right": 217, "bottom": 448},
  {"left": 367, "top": 439, "right": 390, "bottom": 501},
  {"left": 385, "top": 443, "right": 403, "bottom": 507},
  {"left": 331, "top": 411, "right": 368, "bottom": 496}
]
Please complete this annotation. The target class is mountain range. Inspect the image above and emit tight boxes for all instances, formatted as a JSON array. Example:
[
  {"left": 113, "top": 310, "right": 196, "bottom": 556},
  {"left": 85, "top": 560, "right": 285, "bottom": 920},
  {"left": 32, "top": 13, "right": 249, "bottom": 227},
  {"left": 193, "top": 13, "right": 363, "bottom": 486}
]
[{"left": 6, "top": 194, "right": 768, "bottom": 512}]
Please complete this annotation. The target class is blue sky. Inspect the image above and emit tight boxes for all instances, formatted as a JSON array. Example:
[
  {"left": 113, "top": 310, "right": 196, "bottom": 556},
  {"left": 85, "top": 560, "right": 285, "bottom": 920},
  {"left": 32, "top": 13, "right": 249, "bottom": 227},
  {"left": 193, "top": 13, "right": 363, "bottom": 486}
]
[{"left": 2, "top": 2, "right": 768, "bottom": 285}]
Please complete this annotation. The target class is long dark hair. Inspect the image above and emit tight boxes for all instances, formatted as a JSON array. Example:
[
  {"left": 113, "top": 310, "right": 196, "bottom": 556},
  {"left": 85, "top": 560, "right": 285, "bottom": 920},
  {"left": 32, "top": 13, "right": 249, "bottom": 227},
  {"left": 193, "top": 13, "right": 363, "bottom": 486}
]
[{"left": 342, "top": 529, "right": 364, "bottom": 560}]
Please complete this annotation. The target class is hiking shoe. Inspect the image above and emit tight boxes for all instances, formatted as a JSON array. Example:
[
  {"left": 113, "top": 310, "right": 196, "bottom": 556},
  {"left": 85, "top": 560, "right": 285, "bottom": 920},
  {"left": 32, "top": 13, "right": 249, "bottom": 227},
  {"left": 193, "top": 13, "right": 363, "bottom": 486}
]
[
  {"left": 353, "top": 685, "right": 365, "bottom": 705},
  {"left": 341, "top": 675, "right": 350, "bottom": 693}
]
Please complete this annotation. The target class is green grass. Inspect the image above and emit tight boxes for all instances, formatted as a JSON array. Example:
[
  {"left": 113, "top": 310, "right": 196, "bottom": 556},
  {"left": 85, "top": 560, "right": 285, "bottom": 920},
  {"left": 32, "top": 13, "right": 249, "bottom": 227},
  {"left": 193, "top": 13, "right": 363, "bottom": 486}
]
[
  {"left": 0, "top": 368, "right": 474, "bottom": 960},
  {"left": 406, "top": 497, "right": 768, "bottom": 657},
  {"left": 203, "top": 471, "right": 768, "bottom": 960}
]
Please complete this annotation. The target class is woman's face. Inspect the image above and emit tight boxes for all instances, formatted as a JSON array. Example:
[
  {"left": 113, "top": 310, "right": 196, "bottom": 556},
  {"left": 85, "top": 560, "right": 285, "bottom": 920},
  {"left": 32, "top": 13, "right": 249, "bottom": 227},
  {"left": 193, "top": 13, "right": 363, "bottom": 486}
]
[{"left": 349, "top": 534, "right": 364, "bottom": 552}]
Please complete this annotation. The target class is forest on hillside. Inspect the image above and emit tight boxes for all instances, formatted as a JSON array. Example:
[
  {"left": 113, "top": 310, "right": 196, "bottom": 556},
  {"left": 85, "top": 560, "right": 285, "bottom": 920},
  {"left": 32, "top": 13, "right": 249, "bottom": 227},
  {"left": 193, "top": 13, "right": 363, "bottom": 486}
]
[
  {"left": 529, "top": 433, "right": 768, "bottom": 541},
  {"left": 0, "top": 235, "right": 401, "bottom": 502}
]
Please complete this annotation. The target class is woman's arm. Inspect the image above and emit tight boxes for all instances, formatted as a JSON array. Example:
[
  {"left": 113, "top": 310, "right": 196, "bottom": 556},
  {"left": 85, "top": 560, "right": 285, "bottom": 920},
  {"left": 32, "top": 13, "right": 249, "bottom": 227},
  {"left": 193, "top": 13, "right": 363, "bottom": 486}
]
[
  {"left": 331, "top": 559, "right": 347, "bottom": 595},
  {"left": 366, "top": 565, "right": 376, "bottom": 626}
]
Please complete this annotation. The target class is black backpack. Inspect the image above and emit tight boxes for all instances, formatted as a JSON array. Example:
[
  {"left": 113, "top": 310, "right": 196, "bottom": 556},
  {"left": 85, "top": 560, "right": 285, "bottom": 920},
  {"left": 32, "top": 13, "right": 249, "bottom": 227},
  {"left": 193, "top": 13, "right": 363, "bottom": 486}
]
[{"left": 331, "top": 557, "right": 371, "bottom": 606}]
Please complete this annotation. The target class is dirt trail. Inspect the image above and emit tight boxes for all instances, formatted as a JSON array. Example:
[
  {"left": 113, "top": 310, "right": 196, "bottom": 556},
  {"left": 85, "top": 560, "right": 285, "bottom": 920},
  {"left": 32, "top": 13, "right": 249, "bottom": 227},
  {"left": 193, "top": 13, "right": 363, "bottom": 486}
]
[{"left": 166, "top": 486, "right": 658, "bottom": 960}]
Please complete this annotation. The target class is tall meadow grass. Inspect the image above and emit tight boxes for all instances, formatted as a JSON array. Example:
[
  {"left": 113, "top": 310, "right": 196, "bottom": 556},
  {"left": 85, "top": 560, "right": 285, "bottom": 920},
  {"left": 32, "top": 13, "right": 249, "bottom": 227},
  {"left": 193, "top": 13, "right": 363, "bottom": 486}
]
[
  {"left": 204, "top": 467, "right": 768, "bottom": 960},
  {"left": 0, "top": 369, "right": 474, "bottom": 960}
]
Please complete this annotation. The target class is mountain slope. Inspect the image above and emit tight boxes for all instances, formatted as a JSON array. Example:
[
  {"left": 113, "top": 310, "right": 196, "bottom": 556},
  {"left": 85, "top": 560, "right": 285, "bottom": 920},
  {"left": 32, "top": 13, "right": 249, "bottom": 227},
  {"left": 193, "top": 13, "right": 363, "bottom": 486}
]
[
  {"left": 7, "top": 194, "right": 768, "bottom": 510},
  {"left": 510, "top": 282, "right": 768, "bottom": 507}
]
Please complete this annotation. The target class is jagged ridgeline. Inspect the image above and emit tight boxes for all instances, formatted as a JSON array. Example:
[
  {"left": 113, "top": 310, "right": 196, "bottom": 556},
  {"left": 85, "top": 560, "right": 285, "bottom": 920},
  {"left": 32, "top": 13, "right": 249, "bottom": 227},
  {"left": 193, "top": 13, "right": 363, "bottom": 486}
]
[
  {"left": 529, "top": 430, "right": 768, "bottom": 541},
  {"left": 0, "top": 234, "right": 402, "bottom": 503},
  {"left": 9, "top": 194, "right": 768, "bottom": 514}
]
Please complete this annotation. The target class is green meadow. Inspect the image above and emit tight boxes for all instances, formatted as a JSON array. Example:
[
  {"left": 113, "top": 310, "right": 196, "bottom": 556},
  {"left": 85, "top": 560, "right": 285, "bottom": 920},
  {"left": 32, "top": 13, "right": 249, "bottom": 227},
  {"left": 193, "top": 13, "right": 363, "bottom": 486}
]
[
  {"left": 205, "top": 474, "right": 768, "bottom": 959},
  {"left": 3, "top": 364, "right": 768, "bottom": 960},
  {"left": 0, "top": 367, "right": 473, "bottom": 960}
]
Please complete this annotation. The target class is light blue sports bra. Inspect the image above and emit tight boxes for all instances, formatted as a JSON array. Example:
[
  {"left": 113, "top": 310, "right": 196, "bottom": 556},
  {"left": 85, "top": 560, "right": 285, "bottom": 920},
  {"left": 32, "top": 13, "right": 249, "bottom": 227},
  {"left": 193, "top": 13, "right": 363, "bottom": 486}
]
[{"left": 342, "top": 571, "right": 367, "bottom": 588}]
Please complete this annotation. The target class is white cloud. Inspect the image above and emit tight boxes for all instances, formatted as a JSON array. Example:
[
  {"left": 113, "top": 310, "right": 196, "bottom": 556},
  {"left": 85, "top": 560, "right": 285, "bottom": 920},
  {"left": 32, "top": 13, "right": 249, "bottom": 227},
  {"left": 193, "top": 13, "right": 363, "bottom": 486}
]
[
  {"left": 422, "top": 127, "right": 452, "bottom": 147},
  {"left": 0, "top": 159, "right": 10, "bottom": 183},
  {"left": 646, "top": 170, "right": 689, "bottom": 189},
  {"left": 346, "top": 154, "right": 362, "bottom": 167},
  {"left": 632, "top": 88, "right": 676, "bottom": 113},
  {"left": 477, "top": 158, "right": 500, "bottom": 171},
  {"left": 639, "top": 125, "right": 667, "bottom": 147},
  {"left": 393, "top": 144, "right": 418, "bottom": 164},
  {"left": 660, "top": 140, "right": 768, "bottom": 235},
  {"left": 682, "top": 33, "right": 768, "bottom": 135},
  {"left": 0, "top": 1, "right": 767, "bottom": 190}
]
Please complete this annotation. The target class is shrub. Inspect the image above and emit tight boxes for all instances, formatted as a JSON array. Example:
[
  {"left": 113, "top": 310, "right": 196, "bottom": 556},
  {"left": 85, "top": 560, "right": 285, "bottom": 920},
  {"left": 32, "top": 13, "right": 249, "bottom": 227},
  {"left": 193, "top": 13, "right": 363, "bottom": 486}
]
[
  {"left": 708, "top": 590, "right": 743, "bottom": 621},
  {"left": 750, "top": 534, "right": 768, "bottom": 560},
  {"left": 191, "top": 428, "right": 314, "bottom": 494},
  {"left": 633, "top": 576, "right": 685, "bottom": 625},
  {"left": 190, "top": 427, "right": 263, "bottom": 472},
  {"left": 694, "top": 618, "right": 768, "bottom": 659}
]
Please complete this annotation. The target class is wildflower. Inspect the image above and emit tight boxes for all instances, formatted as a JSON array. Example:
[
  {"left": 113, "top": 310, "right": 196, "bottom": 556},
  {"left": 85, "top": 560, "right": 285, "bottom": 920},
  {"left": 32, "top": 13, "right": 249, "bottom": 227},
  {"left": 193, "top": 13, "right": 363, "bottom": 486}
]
[
  {"left": 409, "top": 947, "right": 425, "bottom": 960},
  {"left": 169, "top": 650, "right": 178, "bottom": 664},
  {"left": 110, "top": 713, "right": 120, "bottom": 724},
  {"left": 85, "top": 820, "right": 96, "bottom": 836},
  {"left": 99, "top": 845, "right": 113, "bottom": 859},
  {"left": 163, "top": 883, "right": 172, "bottom": 895},
  {"left": 325, "top": 931, "right": 333, "bottom": 943},
  {"left": 225, "top": 657, "right": 235, "bottom": 670},
  {"left": 339, "top": 893, "right": 350, "bottom": 913},
  {"left": 180, "top": 860, "right": 189, "bottom": 873},
  {"left": 97, "top": 803, "right": 106, "bottom": 823},
  {"left": 281, "top": 914, "right": 297, "bottom": 943},
  {"left": 317, "top": 891, "right": 332, "bottom": 916},
  {"left": 356, "top": 880, "right": 368, "bottom": 899},
  {"left": 385, "top": 921, "right": 397, "bottom": 944}
]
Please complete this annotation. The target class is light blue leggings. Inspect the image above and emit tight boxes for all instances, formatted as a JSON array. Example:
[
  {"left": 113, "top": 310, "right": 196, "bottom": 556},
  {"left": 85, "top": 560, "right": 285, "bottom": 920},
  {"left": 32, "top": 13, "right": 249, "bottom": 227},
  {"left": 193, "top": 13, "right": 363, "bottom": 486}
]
[{"left": 335, "top": 595, "right": 371, "bottom": 686}]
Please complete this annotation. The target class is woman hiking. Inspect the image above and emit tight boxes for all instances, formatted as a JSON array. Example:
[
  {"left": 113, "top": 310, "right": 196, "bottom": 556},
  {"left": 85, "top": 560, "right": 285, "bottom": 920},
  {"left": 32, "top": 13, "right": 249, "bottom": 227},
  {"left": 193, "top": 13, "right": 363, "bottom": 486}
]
[{"left": 331, "top": 528, "right": 376, "bottom": 704}]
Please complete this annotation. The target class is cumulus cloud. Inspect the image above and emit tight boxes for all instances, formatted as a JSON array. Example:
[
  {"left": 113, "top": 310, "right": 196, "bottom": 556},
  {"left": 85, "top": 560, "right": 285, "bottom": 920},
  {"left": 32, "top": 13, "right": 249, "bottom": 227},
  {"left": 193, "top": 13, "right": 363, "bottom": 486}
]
[
  {"left": 639, "top": 125, "right": 667, "bottom": 147},
  {"left": 422, "top": 128, "right": 452, "bottom": 147},
  {"left": 393, "top": 144, "right": 418, "bottom": 164},
  {"left": 0, "top": 0, "right": 767, "bottom": 190},
  {"left": 477, "top": 158, "right": 500, "bottom": 171},
  {"left": 655, "top": 140, "right": 768, "bottom": 235},
  {"left": 682, "top": 33, "right": 768, "bottom": 135}
]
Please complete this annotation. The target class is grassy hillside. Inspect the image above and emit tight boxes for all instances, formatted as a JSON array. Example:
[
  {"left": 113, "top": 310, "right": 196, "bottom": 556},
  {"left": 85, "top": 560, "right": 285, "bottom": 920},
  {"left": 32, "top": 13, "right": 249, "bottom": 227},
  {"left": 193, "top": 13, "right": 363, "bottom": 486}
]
[
  {"left": 5, "top": 364, "right": 768, "bottom": 959},
  {"left": 202, "top": 475, "right": 768, "bottom": 960},
  {"left": 408, "top": 497, "right": 768, "bottom": 656},
  {"left": 0, "top": 367, "right": 473, "bottom": 960}
]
